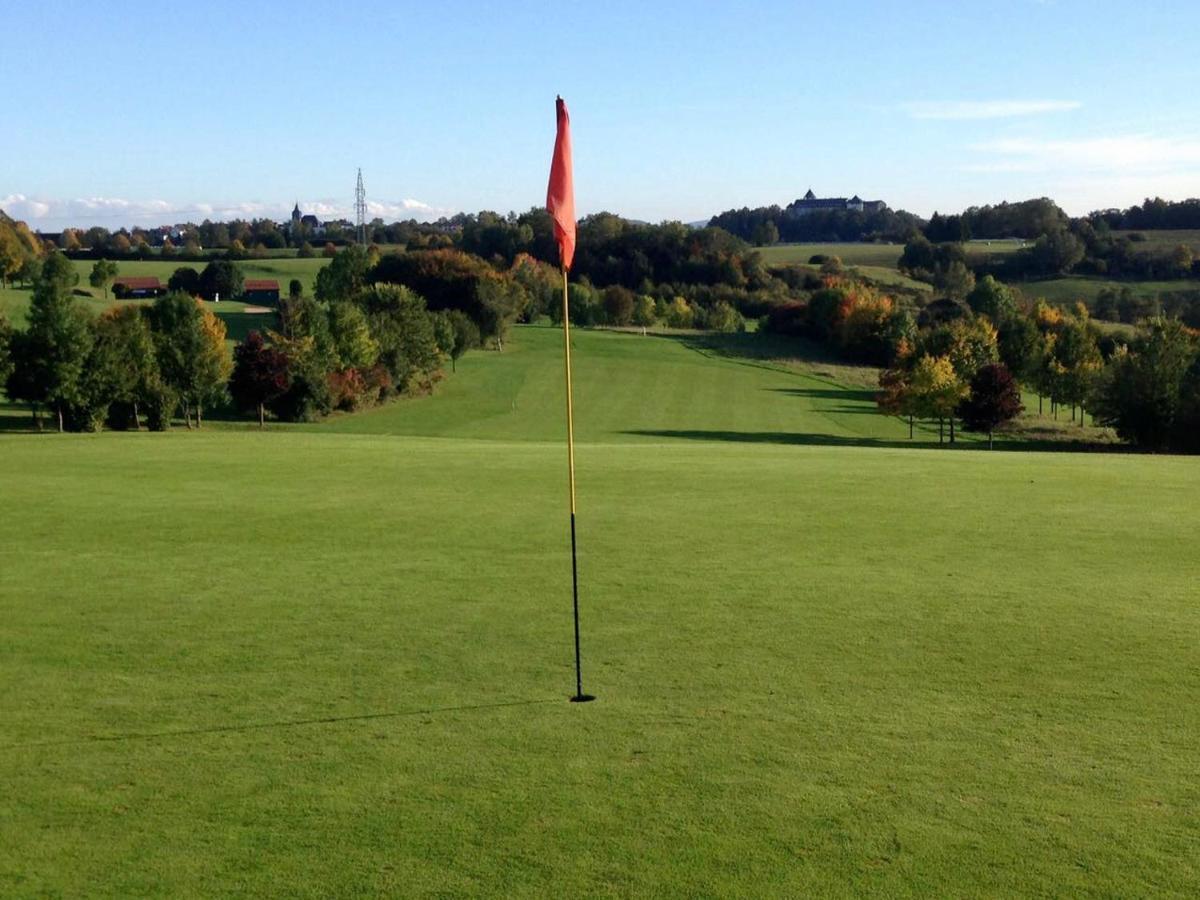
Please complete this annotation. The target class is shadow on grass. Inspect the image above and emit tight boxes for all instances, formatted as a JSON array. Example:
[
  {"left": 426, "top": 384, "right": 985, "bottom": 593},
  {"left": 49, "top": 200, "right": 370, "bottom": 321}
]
[
  {"left": 622, "top": 428, "right": 1118, "bottom": 453},
  {"left": 0, "top": 398, "right": 261, "bottom": 433},
  {"left": 0, "top": 401, "right": 44, "bottom": 434},
  {"left": 769, "top": 386, "right": 878, "bottom": 402},
  {"left": 215, "top": 309, "right": 278, "bottom": 343},
  {"left": 3, "top": 697, "right": 562, "bottom": 749}
]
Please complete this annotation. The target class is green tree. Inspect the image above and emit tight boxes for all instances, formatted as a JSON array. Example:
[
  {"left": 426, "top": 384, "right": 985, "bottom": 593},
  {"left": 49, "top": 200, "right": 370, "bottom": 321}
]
[
  {"left": 933, "top": 260, "right": 976, "bottom": 300},
  {"left": 443, "top": 309, "right": 479, "bottom": 372},
  {"left": 0, "top": 314, "right": 12, "bottom": 388},
  {"left": 966, "top": 275, "right": 1017, "bottom": 322},
  {"left": 1172, "top": 356, "right": 1200, "bottom": 453},
  {"left": 278, "top": 293, "right": 337, "bottom": 369},
  {"left": 356, "top": 284, "right": 440, "bottom": 390},
  {"left": 1092, "top": 317, "right": 1197, "bottom": 449},
  {"left": 81, "top": 306, "right": 160, "bottom": 430},
  {"left": 198, "top": 259, "right": 243, "bottom": 302},
  {"left": 704, "top": 301, "right": 745, "bottom": 333},
  {"left": 602, "top": 285, "right": 635, "bottom": 326},
  {"left": 1030, "top": 228, "right": 1084, "bottom": 275},
  {"left": 168, "top": 266, "right": 202, "bottom": 296},
  {"left": 149, "top": 292, "right": 232, "bottom": 428},
  {"left": 632, "top": 295, "right": 657, "bottom": 327},
  {"left": 315, "top": 244, "right": 370, "bottom": 303},
  {"left": 751, "top": 220, "right": 779, "bottom": 246},
  {"left": 1053, "top": 314, "right": 1102, "bottom": 423},
  {"left": 88, "top": 258, "right": 119, "bottom": 299},
  {"left": 328, "top": 301, "right": 379, "bottom": 370},
  {"left": 17, "top": 257, "right": 43, "bottom": 288},
  {"left": 17, "top": 253, "right": 93, "bottom": 431}
]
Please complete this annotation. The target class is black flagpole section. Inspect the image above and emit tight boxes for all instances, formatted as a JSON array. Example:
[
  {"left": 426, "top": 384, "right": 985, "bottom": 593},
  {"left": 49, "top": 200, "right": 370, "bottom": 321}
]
[{"left": 562, "top": 266, "right": 594, "bottom": 703}]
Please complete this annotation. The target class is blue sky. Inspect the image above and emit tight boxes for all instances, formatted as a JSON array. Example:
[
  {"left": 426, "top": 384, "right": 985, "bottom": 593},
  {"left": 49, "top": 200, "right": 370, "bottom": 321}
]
[{"left": 4, "top": 0, "right": 1200, "bottom": 228}]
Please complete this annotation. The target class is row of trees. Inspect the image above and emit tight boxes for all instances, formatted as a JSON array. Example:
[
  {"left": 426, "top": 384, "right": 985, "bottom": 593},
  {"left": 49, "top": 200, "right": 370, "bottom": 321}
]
[
  {"left": 0, "top": 251, "right": 480, "bottom": 432},
  {"left": 1091, "top": 318, "right": 1200, "bottom": 452},
  {"left": 708, "top": 203, "right": 923, "bottom": 245},
  {"left": 1089, "top": 197, "right": 1200, "bottom": 232},
  {"left": 903, "top": 231, "right": 1200, "bottom": 306},
  {"left": 2, "top": 254, "right": 229, "bottom": 431},
  {"left": 757, "top": 268, "right": 1122, "bottom": 445},
  {"left": 923, "top": 199, "right": 1069, "bottom": 242}
]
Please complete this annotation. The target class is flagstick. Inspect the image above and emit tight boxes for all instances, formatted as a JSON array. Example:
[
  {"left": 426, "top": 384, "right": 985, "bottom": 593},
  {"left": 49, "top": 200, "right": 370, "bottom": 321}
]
[{"left": 562, "top": 267, "right": 593, "bottom": 703}]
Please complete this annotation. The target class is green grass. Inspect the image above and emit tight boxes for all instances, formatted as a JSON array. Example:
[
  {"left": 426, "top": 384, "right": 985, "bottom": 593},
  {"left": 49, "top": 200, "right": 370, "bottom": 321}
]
[
  {"left": 757, "top": 241, "right": 1026, "bottom": 271},
  {"left": 757, "top": 242, "right": 907, "bottom": 268},
  {"left": 305, "top": 326, "right": 1096, "bottom": 447},
  {"left": 4, "top": 327, "right": 1191, "bottom": 895},
  {"left": 1114, "top": 228, "right": 1200, "bottom": 252},
  {"left": 1012, "top": 274, "right": 1200, "bottom": 309},
  {"left": 0, "top": 258, "right": 329, "bottom": 329},
  {"left": 311, "top": 326, "right": 922, "bottom": 444},
  {"left": 1018, "top": 275, "right": 1196, "bottom": 307}
]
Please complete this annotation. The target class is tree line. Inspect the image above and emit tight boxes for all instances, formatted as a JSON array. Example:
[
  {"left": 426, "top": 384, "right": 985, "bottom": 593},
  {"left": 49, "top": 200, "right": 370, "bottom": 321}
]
[
  {"left": 708, "top": 204, "right": 923, "bottom": 245},
  {"left": 0, "top": 251, "right": 481, "bottom": 432},
  {"left": 758, "top": 268, "right": 1200, "bottom": 451}
]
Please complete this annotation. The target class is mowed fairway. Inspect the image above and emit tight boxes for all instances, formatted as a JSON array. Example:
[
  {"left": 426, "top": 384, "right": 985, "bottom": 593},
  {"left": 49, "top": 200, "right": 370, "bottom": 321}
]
[
  {"left": 2, "top": 329, "right": 1198, "bottom": 895},
  {"left": 312, "top": 327, "right": 928, "bottom": 445}
]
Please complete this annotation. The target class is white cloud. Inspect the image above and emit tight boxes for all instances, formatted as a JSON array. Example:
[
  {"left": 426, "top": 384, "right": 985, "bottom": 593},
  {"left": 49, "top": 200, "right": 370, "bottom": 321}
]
[
  {"left": 902, "top": 99, "right": 1081, "bottom": 121},
  {"left": 0, "top": 194, "right": 455, "bottom": 228},
  {"left": 967, "top": 135, "right": 1200, "bottom": 172},
  {"left": 958, "top": 134, "right": 1200, "bottom": 214}
]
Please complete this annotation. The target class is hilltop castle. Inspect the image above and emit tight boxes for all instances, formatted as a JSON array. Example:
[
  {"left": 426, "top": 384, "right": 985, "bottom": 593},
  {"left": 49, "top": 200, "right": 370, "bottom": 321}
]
[{"left": 789, "top": 189, "right": 887, "bottom": 216}]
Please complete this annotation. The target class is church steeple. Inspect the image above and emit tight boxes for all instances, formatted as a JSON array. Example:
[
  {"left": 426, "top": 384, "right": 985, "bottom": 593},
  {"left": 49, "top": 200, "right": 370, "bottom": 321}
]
[{"left": 291, "top": 202, "right": 301, "bottom": 223}]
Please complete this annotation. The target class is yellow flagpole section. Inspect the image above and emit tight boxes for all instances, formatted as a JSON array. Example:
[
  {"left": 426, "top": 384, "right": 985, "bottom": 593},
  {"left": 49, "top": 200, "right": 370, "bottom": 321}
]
[{"left": 561, "top": 268, "right": 577, "bottom": 515}]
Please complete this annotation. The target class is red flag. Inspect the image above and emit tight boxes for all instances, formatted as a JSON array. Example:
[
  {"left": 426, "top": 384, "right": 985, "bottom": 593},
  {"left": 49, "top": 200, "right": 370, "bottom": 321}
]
[{"left": 546, "top": 96, "right": 576, "bottom": 271}]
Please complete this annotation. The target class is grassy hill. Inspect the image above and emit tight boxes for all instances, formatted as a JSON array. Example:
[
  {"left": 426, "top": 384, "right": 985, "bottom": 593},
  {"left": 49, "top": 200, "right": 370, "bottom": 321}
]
[
  {"left": 3, "top": 326, "right": 1192, "bottom": 895},
  {"left": 315, "top": 326, "right": 925, "bottom": 445},
  {"left": 306, "top": 326, "right": 1108, "bottom": 447},
  {"left": 753, "top": 238, "right": 1200, "bottom": 316}
]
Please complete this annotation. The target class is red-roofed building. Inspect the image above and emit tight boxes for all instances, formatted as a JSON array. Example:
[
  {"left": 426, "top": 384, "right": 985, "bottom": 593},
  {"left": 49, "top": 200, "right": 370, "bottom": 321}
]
[
  {"left": 112, "top": 276, "right": 164, "bottom": 299},
  {"left": 242, "top": 279, "right": 280, "bottom": 304}
]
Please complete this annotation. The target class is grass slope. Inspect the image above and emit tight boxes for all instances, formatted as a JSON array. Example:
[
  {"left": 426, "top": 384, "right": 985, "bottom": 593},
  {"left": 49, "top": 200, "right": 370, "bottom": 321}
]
[
  {"left": 2, "top": 426, "right": 1197, "bottom": 895},
  {"left": 314, "top": 326, "right": 1108, "bottom": 448},
  {"left": 315, "top": 326, "right": 956, "bottom": 447},
  {"left": 1020, "top": 275, "right": 1196, "bottom": 306}
]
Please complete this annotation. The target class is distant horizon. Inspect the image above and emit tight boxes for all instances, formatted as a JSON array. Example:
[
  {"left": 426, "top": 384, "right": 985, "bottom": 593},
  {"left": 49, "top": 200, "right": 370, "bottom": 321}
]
[{"left": 4, "top": 187, "right": 1199, "bottom": 233}]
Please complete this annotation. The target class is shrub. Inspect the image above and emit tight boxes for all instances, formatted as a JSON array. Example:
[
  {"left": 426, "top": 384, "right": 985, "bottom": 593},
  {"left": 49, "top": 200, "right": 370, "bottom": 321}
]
[
  {"left": 328, "top": 368, "right": 369, "bottom": 411},
  {"left": 763, "top": 300, "right": 808, "bottom": 337}
]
